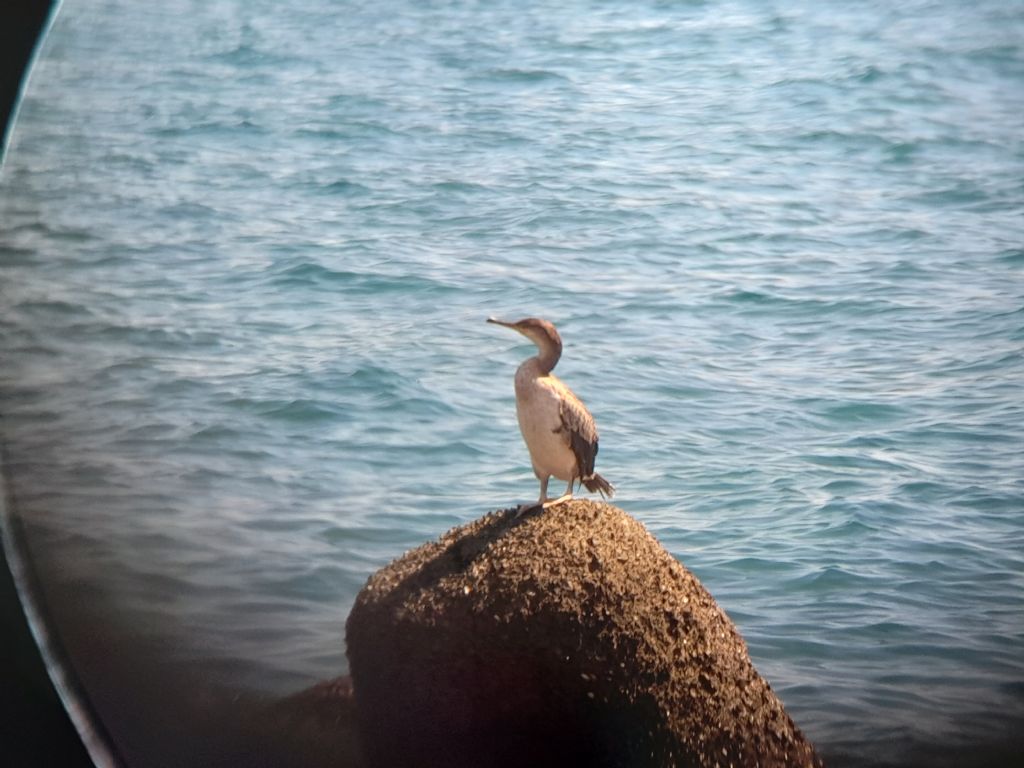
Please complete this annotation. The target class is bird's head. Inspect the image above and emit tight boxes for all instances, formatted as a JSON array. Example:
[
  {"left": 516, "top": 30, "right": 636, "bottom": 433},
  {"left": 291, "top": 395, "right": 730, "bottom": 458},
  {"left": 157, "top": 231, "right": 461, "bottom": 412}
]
[{"left": 487, "top": 316, "right": 563, "bottom": 368}]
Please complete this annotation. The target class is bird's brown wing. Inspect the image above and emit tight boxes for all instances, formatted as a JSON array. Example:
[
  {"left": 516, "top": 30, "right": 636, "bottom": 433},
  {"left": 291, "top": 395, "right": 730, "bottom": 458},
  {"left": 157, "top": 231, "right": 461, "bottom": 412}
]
[{"left": 556, "top": 384, "right": 599, "bottom": 483}]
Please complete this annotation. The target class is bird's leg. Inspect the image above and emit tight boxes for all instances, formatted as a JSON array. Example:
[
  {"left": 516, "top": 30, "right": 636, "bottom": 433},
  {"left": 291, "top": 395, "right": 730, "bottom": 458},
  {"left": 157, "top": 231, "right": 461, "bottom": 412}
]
[
  {"left": 516, "top": 474, "right": 549, "bottom": 517},
  {"left": 541, "top": 478, "right": 574, "bottom": 510}
]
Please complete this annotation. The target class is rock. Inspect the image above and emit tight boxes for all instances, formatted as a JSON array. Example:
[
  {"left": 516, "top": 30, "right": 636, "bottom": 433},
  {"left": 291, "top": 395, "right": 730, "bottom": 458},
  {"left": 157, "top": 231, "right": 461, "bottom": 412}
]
[
  {"left": 345, "top": 500, "right": 823, "bottom": 768},
  {"left": 262, "top": 676, "right": 365, "bottom": 767}
]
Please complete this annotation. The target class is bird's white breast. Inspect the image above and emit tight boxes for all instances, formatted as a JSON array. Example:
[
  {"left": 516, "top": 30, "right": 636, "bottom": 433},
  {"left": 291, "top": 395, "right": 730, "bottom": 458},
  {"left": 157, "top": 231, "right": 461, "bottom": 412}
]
[{"left": 514, "top": 361, "right": 577, "bottom": 481}]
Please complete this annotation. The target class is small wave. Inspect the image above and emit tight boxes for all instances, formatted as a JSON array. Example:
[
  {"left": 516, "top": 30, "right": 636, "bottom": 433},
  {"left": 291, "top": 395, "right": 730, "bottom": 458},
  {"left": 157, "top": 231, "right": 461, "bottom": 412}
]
[
  {"left": 821, "top": 478, "right": 869, "bottom": 494},
  {"left": 794, "top": 565, "right": 879, "bottom": 591},
  {"left": 476, "top": 68, "right": 569, "bottom": 85},
  {"left": 854, "top": 64, "right": 884, "bottom": 83},
  {"left": 820, "top": 401, "right": 907, "bottom": 424},
  {"left": 908, "top": 183, "right": 989, "bottom": 207},
  {"left": 206, "top": 42, "right": 303, "bottom": 70},
  {"left": 16, "top": 299, "right": 95, "bottom": 318},
  {"left": 189, "top": 424, "right": 242, "bottom": 441},
  {"left": 802, "top": 451, "right": 906, "bottom": 472},
  {"left": 720, "top": 288, "right": 775, "bottom": 304},
  {"left": 294, "top": 120, "right": 399, "bottom": 140},
  {"left": 269, "top": 260, "right": 458, "bottom": 295},
  {"left": 260, "top": 398, "right": 345, "bottom": 422},
  {"left": 712, "top": 287, "right": 883, "bottom": 319},
  {"left": 153, "top": 119, "right": 266, "bottom": 138},
  {"left": 6, "top": 220, "right": 96, "bottom": 243},
  {"left": 158, "top": 201, "right": 217, "bottom": 219},
  {"left": 884, "top": 141, "right": 918, "bottom": 165},
  {"left": 320, "top": 179, "right": 371, "bottom": 196},
  {"left": 431, "top": 180, "right": 492, "bottom": 195}
]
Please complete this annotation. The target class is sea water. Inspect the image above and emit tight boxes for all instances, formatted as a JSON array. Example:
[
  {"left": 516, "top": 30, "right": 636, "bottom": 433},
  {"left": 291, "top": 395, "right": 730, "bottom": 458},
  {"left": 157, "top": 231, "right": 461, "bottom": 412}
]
[{"left": 1, "top": 0, "right": 1022, "bottom": 765}]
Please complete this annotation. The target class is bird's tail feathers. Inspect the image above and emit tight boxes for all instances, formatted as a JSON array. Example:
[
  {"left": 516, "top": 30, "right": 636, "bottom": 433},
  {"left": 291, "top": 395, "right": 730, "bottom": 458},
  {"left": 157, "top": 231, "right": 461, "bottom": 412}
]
[{"left": 582, "top": 473, "right": 614, "bottom": 499}]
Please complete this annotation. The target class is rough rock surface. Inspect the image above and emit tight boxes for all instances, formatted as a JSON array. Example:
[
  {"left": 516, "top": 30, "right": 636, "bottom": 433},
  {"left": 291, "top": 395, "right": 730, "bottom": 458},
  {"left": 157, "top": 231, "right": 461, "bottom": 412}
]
[{"left": 346, "top": 500, "right": 822, "bottom": 768}]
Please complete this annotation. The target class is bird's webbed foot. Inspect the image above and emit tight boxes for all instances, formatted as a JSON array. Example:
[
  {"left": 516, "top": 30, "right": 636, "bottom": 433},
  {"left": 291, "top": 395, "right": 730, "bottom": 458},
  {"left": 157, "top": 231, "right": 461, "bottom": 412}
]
[{"left": 541, "top": 493, "right": 572, "bottom": 510}]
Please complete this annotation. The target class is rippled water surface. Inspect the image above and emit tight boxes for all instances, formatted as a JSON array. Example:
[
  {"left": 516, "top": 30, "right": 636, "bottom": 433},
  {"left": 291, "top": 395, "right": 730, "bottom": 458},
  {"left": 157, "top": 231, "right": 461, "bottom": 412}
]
[{"left": 2, "top": 0, "right": 1023, "bottom": 764}]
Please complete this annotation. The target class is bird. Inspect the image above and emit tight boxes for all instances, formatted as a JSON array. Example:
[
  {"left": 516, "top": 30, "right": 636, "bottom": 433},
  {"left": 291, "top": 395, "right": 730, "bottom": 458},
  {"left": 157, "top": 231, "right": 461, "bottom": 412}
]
[{"left": 487, "top": 316, "right": 614, "bottom": 514}]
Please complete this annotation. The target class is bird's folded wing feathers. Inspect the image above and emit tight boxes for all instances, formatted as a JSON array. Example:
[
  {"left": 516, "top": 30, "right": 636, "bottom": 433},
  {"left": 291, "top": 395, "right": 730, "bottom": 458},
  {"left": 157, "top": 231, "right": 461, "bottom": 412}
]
[{"left": 557, "top": 388, "right": 599, "bottom": 479}]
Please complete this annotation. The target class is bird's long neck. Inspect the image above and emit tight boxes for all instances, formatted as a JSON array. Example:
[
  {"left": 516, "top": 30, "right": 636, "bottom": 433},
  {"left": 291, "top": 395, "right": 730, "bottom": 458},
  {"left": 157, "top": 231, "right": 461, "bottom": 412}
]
[{"left": 532, "top": 335, "right": 561, "bottom": 375}]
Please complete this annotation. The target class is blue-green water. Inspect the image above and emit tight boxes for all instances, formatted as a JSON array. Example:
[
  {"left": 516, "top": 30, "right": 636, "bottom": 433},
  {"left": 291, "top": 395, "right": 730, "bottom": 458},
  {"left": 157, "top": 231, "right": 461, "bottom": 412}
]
[{"left": 2, "top": 0, "right": 1023, "bottom": 764}]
